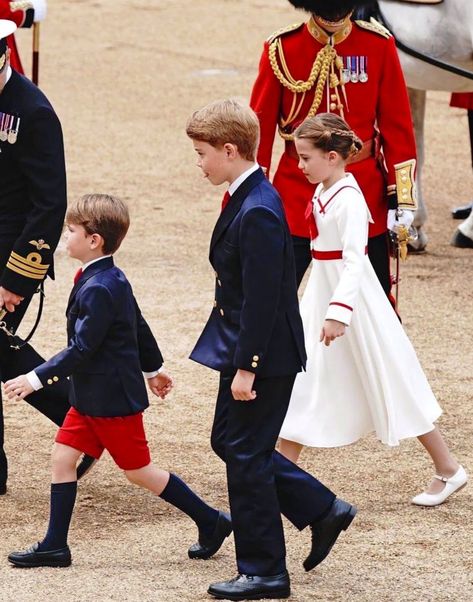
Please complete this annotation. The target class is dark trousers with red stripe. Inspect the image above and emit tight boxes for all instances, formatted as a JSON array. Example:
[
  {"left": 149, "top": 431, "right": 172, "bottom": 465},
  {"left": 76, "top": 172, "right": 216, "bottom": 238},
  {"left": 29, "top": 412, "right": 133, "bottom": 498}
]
[{"left": 292, "top": 233, "right": 392, "bottom": 296}]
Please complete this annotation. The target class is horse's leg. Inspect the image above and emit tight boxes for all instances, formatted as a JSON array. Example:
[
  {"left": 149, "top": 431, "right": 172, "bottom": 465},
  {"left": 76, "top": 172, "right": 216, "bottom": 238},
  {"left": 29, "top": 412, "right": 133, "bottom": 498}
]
[
  {"left": 408, "top": 88, "right": 428, "bottom": 251},
  {"left": 451, "top": 210, "right": 473, "bottom": 248}
]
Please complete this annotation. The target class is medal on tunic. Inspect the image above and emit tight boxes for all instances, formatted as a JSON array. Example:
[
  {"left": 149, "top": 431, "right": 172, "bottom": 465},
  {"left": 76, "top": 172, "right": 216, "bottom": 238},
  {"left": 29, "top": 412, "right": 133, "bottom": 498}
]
[
  {"left": 342, "top": 57, "right": 351, "bottom": 84},
  {"left": 350, "top": 56, "right": 359, "bottom": 83},
  {"left": 0, "top": 112, "right": 7, "bottom": 142},
  {"left": 7, "top": 116, "right": 19, "bottom": 144},
  {"left": 359, "top": 56, "right": 368, "bottom": 83}
]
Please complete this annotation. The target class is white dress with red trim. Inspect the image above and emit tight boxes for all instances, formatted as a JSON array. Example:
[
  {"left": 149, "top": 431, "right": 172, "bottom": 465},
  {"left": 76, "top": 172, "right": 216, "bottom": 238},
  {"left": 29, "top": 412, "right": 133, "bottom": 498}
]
[{"left": 280, "top": 173, "right": 441, "bottom": 447}]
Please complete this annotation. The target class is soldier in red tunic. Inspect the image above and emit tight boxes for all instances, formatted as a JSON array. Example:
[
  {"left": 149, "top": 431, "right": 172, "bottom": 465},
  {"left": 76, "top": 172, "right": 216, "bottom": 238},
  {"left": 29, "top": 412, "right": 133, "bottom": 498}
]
[
  {"left": 250, "top": 0, "right": 417, "bottom": 294},
  {"left": 0, "top": 1, "right": 45, "bottom": 74}
]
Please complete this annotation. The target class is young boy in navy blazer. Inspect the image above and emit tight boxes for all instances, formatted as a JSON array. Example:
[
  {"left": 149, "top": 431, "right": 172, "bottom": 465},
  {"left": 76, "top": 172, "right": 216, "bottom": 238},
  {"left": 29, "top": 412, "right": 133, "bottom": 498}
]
[
  {"left": 186, "top": 100, "right": 356, "bottom": 601},
  {"left": 5, "top": 194, "right": 231, "bottom": 568}
]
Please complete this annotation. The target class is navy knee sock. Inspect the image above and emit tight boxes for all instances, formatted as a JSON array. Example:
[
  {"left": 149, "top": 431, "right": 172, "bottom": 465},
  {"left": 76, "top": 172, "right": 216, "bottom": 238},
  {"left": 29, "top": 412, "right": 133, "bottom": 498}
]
[
  {"left": 39, "top": 481, "right": 77, "bottom": 551},
  {"left": 159, "top": 473, "right": 218, "bottom": 536}
]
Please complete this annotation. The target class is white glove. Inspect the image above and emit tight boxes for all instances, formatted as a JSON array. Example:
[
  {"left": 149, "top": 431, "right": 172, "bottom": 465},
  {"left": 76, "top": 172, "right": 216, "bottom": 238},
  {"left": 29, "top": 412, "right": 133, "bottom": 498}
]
[
  {"left": 32, "top": 0, "right": 47, "bottom": 22},
  {"left": 387, "top": 209, "right": 415, "bottom": 233}
]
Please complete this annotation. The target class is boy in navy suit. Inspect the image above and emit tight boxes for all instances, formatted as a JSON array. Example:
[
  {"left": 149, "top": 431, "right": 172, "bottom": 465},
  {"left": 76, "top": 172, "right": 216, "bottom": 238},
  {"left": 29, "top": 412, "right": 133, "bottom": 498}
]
[
  {"left": 186, "top": 100, "right": 356, "bottom": 601},
  {"left": 5, "top": 194, "right": 231, "bottom": 568}
]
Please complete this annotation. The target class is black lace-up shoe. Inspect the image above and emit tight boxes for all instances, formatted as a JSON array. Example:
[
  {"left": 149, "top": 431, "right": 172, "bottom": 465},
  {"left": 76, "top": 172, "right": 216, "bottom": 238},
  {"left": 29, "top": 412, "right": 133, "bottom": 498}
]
[
  {"left": 208, "top": 570, "right": 290, "bottom": 600},
  {"left": 303, "top": 498, "right": 357, "bottom": 572}
]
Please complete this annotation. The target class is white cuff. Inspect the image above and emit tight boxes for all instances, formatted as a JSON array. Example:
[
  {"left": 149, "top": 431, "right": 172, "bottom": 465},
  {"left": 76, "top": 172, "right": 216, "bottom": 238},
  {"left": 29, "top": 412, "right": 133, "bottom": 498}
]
[
  {"left": 32, "top": 0, "right": 47, "bottom": 22},
  {"left": 143, "top": 365, "right": 164, "bottom": 379},
  {"left": 325, "top": 302, "right": 353, "bottom": 326},
  {"left": 26, "top": 370, "right": 43, "bottom": 391}
]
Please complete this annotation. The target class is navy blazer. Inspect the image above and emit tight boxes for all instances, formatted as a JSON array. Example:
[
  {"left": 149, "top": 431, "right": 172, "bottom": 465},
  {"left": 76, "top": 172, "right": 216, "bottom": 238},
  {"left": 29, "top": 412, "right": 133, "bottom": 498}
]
[
  {"left": 35, "top": 257, "right": 163, "bottom": 417},
  {"left": 191, "top": 168, "right": 306, "bottom": 377}
]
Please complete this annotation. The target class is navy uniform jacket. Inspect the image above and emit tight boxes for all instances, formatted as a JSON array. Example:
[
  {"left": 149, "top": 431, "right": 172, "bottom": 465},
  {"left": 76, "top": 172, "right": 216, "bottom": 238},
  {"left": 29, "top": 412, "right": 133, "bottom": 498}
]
[
  {"left": 35, "top": 257, "right": 163, "bottom": 417},
  {"left": 0, "top": 69, "right": 66, "bottom": 303},
  {"left": 191, "top": 168, "right": 306, "bottom": 377}
]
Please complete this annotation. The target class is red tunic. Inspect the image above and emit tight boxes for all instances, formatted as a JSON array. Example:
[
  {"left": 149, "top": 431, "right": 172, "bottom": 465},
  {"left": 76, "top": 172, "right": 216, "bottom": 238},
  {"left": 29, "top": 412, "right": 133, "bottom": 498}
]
[
  {"left": 250, "top": 20, "right": 417, "bottom": 239},
  {"left": 0, "top": 1, "right": 29, "bottom": 74},
  {"left": 450, "top": 93, "right": 473, "bottom": 110}
]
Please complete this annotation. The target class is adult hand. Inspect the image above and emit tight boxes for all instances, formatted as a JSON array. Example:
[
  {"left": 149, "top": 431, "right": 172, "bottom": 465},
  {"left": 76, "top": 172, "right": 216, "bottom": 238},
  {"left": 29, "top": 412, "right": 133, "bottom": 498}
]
[
  {"left": 4, "top": 375, "right": 34, "bottom": 400},
  {"left": 231, "top": 369, "right": 257, "bottom": 401},
  {"left": 147, "top": 371, "right": 173, "bottom": 399},
  {"left": 0, "top": 286, "right": 24, "bottom": 313},
  {"left": 387, "top": 209, "right": 415, "bottom": 233},
  {"left": 319, "top": 319, "right": 346, "bottom": 347}
]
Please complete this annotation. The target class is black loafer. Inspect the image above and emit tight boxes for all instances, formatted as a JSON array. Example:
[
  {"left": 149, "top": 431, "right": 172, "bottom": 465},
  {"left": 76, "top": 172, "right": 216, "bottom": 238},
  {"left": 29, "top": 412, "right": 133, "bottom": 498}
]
[
  {"left": 0, "top": 482, "right": 6, "bottom": 496},
  {"left": 208, "top": 570, "right": 290, "bottom": 600},
  {"left": 451, "top": 229, "right": 473, "bottom": 248},
  {"left": 8, "top": 542, "right": 71, "bottom": 568},
  {"left": 188, "top": 511, "right": 232, "bottom": 560},
  {"left": 451, "top": 202, "right": 473, "bottom": 220},
  {"left": 303, "top": 498, "right": 357, "bottom": 572}
]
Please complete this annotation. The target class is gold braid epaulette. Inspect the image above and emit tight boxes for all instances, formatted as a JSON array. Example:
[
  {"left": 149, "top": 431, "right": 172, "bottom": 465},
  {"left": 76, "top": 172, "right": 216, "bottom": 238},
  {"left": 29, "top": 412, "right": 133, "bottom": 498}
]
[
  {"left": 266, "top": 22, "right": 304, "bottom": 44},
  {"left": 354, "top": 18, "right": 392, "bottom": 39}
]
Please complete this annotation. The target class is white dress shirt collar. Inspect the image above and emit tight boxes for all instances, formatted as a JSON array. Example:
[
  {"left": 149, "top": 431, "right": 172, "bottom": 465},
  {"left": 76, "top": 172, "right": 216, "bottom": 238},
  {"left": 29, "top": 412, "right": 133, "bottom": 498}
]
[
  {"left": 82, "top": 254, "right": 112, "bottom": 272},
  {"left": 228, "top": 163, "right": 260, "bottom": 196}
]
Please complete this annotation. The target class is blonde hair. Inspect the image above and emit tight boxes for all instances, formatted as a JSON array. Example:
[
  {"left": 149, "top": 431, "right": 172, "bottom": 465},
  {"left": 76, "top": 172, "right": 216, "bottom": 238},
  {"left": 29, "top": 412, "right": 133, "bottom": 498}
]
[
  {"left": 66, "top": 194, "right": 130, "bottom": 254},
  {"left": 186, "top": 99, "right": 260, "bottom": 161},
  {"left": 294, "top": 113, "right": 363, "bottom": 159}
]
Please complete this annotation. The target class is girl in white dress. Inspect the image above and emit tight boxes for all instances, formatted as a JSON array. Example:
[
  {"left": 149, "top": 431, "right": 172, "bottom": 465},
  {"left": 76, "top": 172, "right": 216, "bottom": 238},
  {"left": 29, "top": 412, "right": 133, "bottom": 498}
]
[{"left": 279, "top": 113, "right": 467, "bottom": 506}]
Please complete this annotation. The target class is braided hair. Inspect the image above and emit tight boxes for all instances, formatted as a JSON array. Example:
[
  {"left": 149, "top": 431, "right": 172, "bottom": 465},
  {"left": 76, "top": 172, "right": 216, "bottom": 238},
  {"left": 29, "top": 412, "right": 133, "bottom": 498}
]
[{"left": 294, "top": 113, "right": 363, "bottom": 159}]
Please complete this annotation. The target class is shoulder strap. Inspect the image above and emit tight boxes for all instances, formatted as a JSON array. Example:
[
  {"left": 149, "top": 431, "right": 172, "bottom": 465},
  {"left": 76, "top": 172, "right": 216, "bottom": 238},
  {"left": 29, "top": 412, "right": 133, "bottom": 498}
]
[
  {"left": 355, "top": 18, "right": 392, "bottom": 39},
  {"left": 267, "top": 22, "right": 304, "bottom": 44}
]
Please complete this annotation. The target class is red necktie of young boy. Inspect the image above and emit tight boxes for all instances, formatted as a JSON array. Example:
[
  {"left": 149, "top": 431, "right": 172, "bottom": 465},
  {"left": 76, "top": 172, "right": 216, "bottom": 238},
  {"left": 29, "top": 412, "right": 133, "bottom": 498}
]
[
  {"left": 73, "top": 268, "right": 83, "bottom": 285},
  {"left": 221, "top": 191, "right": 231, "bottom": 212}
]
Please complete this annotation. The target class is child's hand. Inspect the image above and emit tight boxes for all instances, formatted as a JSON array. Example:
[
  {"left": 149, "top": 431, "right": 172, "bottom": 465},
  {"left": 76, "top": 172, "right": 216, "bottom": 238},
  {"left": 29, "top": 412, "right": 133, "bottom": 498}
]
[
  {"left": 147, "top": 371, "right": 173, "bottom": 400},
  {"left": 4, "top": 375, "right": 34, "bottom": 400},
  {"left": 231, "top": 369, "right": 257, "bottom": 401},
  {"left": 320, "top": 319, "right": 346, "bottom": 347}
]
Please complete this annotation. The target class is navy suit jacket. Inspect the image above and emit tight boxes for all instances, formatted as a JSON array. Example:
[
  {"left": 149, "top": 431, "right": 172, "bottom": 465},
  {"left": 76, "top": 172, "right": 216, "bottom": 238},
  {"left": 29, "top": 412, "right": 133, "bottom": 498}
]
[
  {"left": 191, "top": 168, "right": 306, "bottom": 377},
  {"left": 35, "top": 257, "right": 163, "bottom": 417}
]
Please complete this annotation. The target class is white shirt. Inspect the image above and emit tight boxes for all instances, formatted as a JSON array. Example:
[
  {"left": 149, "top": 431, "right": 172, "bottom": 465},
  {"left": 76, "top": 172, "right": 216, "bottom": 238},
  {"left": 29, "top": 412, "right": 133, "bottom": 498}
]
[{"left": 228, "top": 163, "right": 260, "bottom": 196}]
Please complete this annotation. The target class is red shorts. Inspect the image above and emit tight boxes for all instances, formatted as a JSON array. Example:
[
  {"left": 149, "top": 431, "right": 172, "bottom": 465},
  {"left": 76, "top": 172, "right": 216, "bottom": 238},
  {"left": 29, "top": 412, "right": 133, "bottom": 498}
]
[{"left": 56, "top": 407, "right": 151, "bottom": 470}]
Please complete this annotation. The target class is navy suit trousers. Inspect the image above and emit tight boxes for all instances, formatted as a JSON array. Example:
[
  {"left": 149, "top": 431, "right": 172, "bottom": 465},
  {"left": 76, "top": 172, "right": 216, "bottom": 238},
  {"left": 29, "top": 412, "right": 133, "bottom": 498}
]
[{"left": 211, "top": 373, "right": 335, "bottom": 576}]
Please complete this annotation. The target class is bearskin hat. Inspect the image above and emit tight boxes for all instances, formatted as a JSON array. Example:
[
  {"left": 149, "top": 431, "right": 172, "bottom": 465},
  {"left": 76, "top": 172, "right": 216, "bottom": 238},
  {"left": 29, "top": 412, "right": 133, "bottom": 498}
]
[{"left": 288, "top": 1, "right": 368, "bottom": 20}]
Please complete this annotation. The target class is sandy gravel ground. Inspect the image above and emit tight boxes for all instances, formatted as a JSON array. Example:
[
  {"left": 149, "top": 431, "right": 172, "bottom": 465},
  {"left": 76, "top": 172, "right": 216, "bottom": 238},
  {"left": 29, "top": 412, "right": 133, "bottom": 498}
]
[{"left": 0, "top": 1, "right": 472, "bottom": 601}]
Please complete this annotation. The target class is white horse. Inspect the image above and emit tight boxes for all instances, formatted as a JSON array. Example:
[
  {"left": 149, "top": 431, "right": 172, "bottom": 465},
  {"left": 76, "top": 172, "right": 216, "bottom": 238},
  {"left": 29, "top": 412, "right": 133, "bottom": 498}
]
[{"left": 375, "top": 0, "right": 473, "bottom": 249}]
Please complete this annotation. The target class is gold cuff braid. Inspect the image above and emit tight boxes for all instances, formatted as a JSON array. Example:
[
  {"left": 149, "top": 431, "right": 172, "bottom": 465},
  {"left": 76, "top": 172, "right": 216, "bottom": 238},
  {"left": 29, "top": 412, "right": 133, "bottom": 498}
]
[
  {"left": 9, "top": 1, "right": 34, "bottom": 11},
  {"left": 395, "top": 159, "right": 417, "bottom": 210}
]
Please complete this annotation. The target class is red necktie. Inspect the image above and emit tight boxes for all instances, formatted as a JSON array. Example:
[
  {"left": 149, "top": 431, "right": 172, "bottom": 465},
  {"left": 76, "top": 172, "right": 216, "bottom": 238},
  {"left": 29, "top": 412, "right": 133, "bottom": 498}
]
[
  {"left": 73, "top": 267, "right": 83, "bottom": 285},
  {"left": 305, "top": 198, "right": 318, "bottom": 240},
  {"left": 221, "top": 190, "right": 231, "bottom": 212}
]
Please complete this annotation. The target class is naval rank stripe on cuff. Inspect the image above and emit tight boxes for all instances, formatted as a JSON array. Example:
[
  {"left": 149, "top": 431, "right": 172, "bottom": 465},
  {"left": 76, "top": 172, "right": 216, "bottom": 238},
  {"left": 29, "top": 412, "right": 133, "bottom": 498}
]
[
  {"left": 8, "top": 256, "right": 48, "bottom": 276},
  {"left": 329, "top": 301, "right": 353, "bottom": 312},
  {"left": 7, "top": 251, "right": 49, "bottom": 280}
]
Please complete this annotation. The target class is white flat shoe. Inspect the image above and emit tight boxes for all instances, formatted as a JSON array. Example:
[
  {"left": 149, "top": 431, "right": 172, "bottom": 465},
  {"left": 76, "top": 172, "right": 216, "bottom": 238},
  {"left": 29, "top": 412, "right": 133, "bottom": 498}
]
[{"left": 412, "top": 465, "right": 468, "bottom": 507}]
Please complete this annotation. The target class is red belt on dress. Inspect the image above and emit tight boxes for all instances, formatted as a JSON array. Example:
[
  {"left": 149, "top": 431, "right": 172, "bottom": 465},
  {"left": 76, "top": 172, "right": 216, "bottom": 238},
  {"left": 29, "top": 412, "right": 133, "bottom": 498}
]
[{"left": 311, "top": 246, "right": 368, "bottom": 260}]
